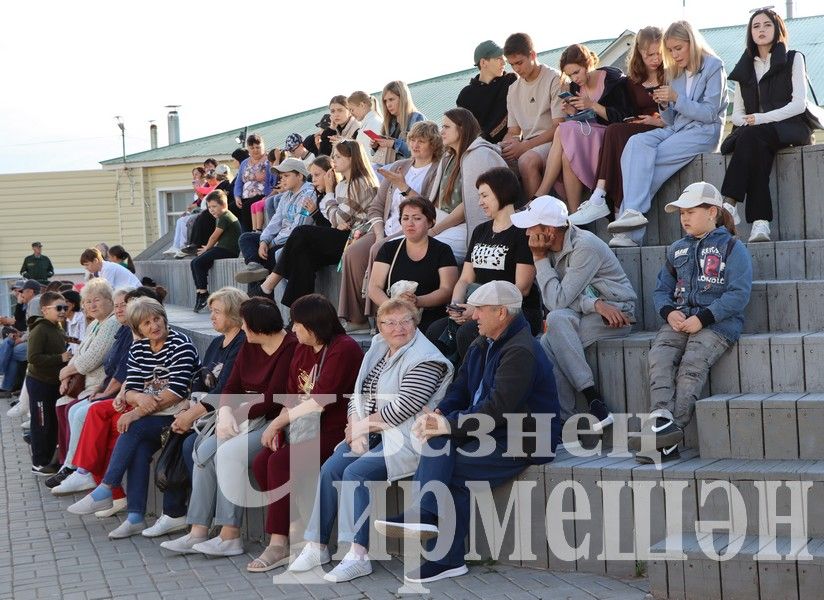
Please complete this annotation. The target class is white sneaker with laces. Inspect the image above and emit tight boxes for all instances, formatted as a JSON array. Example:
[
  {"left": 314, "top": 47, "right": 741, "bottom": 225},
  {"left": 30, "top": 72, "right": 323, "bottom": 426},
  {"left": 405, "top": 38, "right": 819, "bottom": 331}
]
[
  {"left": 748, "top": 220, "right": 771, "bottom": 242},
  {"left": 606, "top": 209, "right": 648, "bottom": 232},
  {"left": 141, "top": 514, "right": 188, "bottom": 537},
  {"left": 288, "top": 544, "right": 331, "bottom": 572},
  {"left": 568, "top": 199, "right": 610, "bottom": 225},
  {"left": 608, "top": 233, "right": 638, "bottom": 248},
  {"left": 52, "top": 471, "right": 96, "bottom": 496},
  {"left": 323, "top": 553, "right": 372, "bottom": 582}
]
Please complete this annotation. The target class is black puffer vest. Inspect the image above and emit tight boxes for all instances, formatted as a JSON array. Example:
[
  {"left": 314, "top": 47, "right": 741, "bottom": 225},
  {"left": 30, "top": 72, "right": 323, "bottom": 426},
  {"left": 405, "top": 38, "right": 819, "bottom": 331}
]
[{"left": 728, "top": 43, "right": 812, "bottom": 145}]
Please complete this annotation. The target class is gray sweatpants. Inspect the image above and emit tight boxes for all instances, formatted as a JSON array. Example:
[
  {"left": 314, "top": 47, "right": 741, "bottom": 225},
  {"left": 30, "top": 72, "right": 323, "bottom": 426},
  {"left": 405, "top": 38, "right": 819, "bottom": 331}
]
[
  {"left": 648, "top": 325, "right": 731, "bottom": 428},
  {"left": 187, "top": 427, "right": 265, "bottom": 528},
  {"left": 540, "top": 308, "right": 633, "bottom": 421}
]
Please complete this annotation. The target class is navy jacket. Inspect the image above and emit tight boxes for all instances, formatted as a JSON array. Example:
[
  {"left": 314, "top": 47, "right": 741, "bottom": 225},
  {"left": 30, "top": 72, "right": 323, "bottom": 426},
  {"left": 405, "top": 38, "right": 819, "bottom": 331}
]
[
  {"left": 655, "top": 226, "right": 752, "bottom": 342},
  {"left": 437, "top": 313, "right": 562, "bottom": 461}
]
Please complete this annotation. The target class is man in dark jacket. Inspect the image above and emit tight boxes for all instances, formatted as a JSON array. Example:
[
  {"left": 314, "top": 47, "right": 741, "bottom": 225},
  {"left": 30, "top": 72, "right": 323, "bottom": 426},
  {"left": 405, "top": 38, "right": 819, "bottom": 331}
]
[
  {"left": 0, "top": 279, "right": 40, "bottom": 397},
  {"left": 375, "top": 280, "right": 562, "bottom": 584},
  {"left": 20, "top": 242, "right": 54, "bottom": 284},
  {"left": 457, "top": 41, "right": 517, "bottom": 144}
]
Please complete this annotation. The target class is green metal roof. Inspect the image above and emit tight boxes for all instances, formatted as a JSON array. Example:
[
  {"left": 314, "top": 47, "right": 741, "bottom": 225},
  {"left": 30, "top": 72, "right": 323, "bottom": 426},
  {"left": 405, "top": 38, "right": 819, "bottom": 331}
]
[{"left": 101, "top": 15, "right": 824, "bottom": 167}]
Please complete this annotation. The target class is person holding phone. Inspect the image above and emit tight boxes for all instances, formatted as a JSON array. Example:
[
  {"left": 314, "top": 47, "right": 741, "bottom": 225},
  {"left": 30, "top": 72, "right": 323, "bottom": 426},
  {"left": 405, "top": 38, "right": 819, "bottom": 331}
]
[
  {"left": 511, "top": 194, "right": 637, "bottom": 431},
  {"left": 532, "top": 43, "right": 633, "bottom": 211},
  {"left": 571, "top": 27, "right": 666, "bottom": 225},
  {"left": 337, "top": 121, "right": 444, "bottom": 332},
  {"left": 372, "top": 81, "right": 424, "bottom": 164},
  {"left": 607, "top": 21, "right": 727, "bottom": 247}
]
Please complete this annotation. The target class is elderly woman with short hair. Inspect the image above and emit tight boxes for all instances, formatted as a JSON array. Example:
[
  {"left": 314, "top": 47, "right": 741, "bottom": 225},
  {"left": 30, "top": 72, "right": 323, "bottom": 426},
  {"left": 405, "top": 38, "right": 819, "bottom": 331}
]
[
  {"left": 285, "top": 298, "right": 453, "bottom": 582},
  {"left": 56, "top": 279, "right": 120, "bottom": 467},
  {"left": 66, "top": 298, "right": 199, "bottom": 540}
]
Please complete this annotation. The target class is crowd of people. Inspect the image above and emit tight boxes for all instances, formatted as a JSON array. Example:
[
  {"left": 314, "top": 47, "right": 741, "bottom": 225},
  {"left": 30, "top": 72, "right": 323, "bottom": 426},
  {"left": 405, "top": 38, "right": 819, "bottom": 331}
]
[{"left": 1, "top": 10, "right": 820, "bottom": 584}]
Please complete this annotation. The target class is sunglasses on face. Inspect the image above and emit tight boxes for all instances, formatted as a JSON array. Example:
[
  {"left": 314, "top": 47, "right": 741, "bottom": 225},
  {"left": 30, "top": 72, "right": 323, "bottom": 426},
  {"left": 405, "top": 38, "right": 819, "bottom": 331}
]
[{"left": 47, "top": 305, "right": 69, "bottom": 312}]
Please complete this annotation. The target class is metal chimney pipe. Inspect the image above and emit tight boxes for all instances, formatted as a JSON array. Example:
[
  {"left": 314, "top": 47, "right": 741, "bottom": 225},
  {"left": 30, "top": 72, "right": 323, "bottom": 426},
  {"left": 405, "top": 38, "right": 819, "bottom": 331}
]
[
  {"left": 787, "top": 0, "right": 795, "bottom": 18},
  {"left": 165, "top": 105, "right": 181, "bottom": 145},
  {"left": 149, "top": 121, "right": 158, "bottom": 149}
]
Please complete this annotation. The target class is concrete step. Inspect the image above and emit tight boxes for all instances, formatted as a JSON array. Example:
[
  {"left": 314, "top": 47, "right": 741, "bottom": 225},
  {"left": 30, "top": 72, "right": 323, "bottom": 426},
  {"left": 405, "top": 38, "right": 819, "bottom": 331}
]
[
  {"left": 696, "top": 393, "right": 824, "bottom": 460},
  {"left": 600, "top": 145, "right": 824, "bottom": 248}
]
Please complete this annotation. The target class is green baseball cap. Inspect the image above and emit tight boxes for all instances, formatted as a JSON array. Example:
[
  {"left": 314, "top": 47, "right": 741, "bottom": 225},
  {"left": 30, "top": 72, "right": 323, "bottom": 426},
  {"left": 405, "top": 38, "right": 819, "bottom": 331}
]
[{"left": 474, "top": 40, "right": 504, "bottom": 66}]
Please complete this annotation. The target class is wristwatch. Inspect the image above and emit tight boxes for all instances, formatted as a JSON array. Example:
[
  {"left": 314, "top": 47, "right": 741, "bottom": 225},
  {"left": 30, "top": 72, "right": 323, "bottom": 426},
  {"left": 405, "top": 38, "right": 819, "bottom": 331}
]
[{"left": 400, "top": 187, "right": 411, "bottom": 197}]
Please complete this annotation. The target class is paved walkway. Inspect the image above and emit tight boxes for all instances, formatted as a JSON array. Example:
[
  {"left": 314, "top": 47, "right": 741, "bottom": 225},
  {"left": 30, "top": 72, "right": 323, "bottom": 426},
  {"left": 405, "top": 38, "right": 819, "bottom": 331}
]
[{"left": 1, "top": 402, "right": 650, "bottom": 600}]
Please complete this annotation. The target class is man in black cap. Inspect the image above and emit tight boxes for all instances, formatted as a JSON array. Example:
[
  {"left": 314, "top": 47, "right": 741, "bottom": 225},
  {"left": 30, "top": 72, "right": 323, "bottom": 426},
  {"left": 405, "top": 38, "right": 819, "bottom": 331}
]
[
  {"left": 457, "top": 40, "right": 517, "bottom": 144},
  {"left": 20, "top": 242, "right": 54, "bottom": 285},
  {"left": 0, "top": 279, "right": 41, "bottom": 397}
]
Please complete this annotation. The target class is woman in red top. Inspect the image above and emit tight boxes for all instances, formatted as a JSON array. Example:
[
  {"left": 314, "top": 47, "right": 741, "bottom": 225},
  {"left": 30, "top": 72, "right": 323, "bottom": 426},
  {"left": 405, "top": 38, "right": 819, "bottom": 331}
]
[{"left": 248, "top": 294, "right": 364, "bottom": 572}]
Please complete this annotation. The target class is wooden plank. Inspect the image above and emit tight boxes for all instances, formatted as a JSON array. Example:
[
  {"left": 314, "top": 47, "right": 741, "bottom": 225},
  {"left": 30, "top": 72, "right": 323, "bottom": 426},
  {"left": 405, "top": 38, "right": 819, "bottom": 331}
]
[
  {"left": 737, "top": 335, "right": 772, "bottom": 393},
  {"left": 766, "top": 281, "right": 799, "bottom": 333},
  {"left": 640, "top": 246, "right": 667, "bottom": 331},
  {"left": 614, "top": 247, "right": 643, "bottom": 328},
  {"left": 710, "top": 343, "right": 741, "bottom": 394},
  {"left": 798, "top": 394, "right": 824, "bottom": 459},
  {"left": 798, "top": 281, "right": 824, "bottom": 332},
  {"left": 657, "top": 165, "right": 687, "bottom": 245},
  {"left": 623, "top": 335, "right": 654, "bottom": 429},
  {"left": 774, "top": 240, "right": 806, "bottom": 280},
  {"left": 695, "top": 395, "right": 734, "bottom": 459},
  {"left": 701, "top": 152, "right": 726, "bottom": 189},
  {"left": 806, "top": 240, "right": 824, "bottom": 279},
  {"left": 762, "top": 392, "right": 803, "bottom": 459},
  {"left": 743, "top": 281, "right": 768, "bottom": 334},
  {"left": 748, "top": 242, "right": 776, "bottom": 280},
  {"left": 770, "top": 333, "right": 805, "bottom": 393},
  {"left": 776, "top": 149, "right": 805, "bottom": 241},
  {"left": 803, "top": 146, "right": 824, "bottom": 239},
  {"left": 597, "top": 338, "right": 627, "bottom": 414},
  {"left": 804, "top": 333, "right": 824, "bottom": 390},
  {"left": 728, "top": 394, "right": 766, "bottom": 460}
]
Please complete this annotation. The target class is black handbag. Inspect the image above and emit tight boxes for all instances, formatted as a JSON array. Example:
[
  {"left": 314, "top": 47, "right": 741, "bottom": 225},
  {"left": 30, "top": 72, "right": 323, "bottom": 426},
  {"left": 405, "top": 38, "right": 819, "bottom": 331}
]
[{"left": 154, "top": 427, "right": 193, "bottom": 492}]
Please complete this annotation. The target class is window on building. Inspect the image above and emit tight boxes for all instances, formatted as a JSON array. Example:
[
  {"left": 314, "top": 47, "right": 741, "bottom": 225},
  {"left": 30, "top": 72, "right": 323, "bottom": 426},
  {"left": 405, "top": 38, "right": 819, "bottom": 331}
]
[{"left": 159, "top": 189, "right": 197, "bottom": 234}]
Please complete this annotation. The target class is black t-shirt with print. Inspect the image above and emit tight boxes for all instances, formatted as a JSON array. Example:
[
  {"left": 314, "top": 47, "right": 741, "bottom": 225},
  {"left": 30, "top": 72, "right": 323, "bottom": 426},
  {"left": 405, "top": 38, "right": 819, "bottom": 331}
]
[
  {"left": 465, "top": 221, "right": 542, "bottom": 313},
  {"left": 375, "top": 237, "right": 457, "bottom": 330}
]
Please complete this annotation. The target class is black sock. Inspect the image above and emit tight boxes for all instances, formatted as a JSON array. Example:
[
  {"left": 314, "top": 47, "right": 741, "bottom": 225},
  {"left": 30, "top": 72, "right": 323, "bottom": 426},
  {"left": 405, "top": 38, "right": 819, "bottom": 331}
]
[{"left": 582, "top": 387, "right": 599, "bottom": 403}]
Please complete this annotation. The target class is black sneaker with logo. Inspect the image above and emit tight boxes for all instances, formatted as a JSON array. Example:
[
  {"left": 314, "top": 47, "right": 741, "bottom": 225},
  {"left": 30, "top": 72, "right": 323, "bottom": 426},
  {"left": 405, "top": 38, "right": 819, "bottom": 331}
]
[
  {"left": 193, "top": 293, "right": 208, "bottom": 313},
  {"left": 588, "top": 399, "right": 614, "bottom": 432},
  {"left": 45, "top": 466, "right": 76, "bottom": 489},
  {"left": 635, "top": 444, "right": 681, "bottom": 464},
  {"left": 31, "top": 463, "right": 59, "bottom": 477},
  {"left": 629, "top": 416, "right": 685, "bottom": 452}
]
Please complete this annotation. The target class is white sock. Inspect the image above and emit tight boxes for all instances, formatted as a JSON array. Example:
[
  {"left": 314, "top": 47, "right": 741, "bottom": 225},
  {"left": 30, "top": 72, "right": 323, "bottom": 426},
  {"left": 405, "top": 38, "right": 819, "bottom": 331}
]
[{"left": 589, "top": 188, "right": 606, "bottom": 206}]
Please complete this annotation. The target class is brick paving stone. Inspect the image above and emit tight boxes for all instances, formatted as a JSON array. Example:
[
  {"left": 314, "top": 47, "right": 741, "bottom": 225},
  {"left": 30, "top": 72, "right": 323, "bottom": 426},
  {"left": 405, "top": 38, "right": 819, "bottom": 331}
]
[{"left": 1, "top": 400, "right": 649, "bottom": 600}]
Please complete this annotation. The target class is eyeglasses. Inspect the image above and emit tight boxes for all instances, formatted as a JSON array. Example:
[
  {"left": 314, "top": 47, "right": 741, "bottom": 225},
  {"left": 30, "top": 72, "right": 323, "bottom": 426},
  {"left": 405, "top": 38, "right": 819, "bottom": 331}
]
[{"left": 379, "top": 317, "right": 415, "bottom": 330}]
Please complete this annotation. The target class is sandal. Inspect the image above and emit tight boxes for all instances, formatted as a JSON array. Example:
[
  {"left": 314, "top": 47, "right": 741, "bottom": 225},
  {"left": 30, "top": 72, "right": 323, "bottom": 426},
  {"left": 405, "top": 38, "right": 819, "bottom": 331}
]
[{"left": 247, "top": 544, "right": 290, "bottom": 573}]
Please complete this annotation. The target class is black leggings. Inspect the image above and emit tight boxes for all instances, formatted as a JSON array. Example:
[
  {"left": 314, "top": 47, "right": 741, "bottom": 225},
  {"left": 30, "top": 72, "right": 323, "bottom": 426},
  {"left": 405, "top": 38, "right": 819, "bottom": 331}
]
[
  {"left": 274, "top": 225, "right": 350, "bottom": 306},
  {"left": 721, "top": 124, "right": 783, "bottom": 223}
]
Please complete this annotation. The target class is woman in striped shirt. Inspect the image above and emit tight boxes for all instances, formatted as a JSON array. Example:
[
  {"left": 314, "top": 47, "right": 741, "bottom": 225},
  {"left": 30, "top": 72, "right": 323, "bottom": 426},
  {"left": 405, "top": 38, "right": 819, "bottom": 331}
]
[
  {"left": 288, "top": 298, "right": 453, "bottom": 582},
  {"left": 67, "top": 298, "right": 199, "bottom": 540}
]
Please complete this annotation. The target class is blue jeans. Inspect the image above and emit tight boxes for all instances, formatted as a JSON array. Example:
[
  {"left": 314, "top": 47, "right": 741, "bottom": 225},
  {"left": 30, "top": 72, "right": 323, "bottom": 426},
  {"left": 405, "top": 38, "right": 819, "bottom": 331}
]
[
  {"left": 415, "top": 436, "right": 531, "bottom": 567},
  {"left": 102, "top": 414, "right": 187, "bottom": 517},
  {"left": 0, "top": 338, "right": 27, "bottom": 391},
  {"left": 304, "top": 442, "right": 388, "bottom": 548}
]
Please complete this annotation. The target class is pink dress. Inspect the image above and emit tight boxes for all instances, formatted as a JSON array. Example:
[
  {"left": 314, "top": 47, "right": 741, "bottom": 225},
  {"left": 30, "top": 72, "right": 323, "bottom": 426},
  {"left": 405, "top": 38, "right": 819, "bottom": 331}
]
[{"left": 556, "top": 72, "right": 607, "bottom": 192}]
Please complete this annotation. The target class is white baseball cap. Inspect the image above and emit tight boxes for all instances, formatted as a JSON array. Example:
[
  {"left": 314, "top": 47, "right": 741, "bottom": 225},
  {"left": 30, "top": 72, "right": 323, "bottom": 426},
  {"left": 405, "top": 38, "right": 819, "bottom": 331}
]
[
  {"left": 665, "top": 181, "right": 723, "bottom": 213},
  {"left": 510, "top": 195, "right": 569, "bottom": 228},
  {"left": 466, "top": 280, "right": 523, "bottom": 309}
]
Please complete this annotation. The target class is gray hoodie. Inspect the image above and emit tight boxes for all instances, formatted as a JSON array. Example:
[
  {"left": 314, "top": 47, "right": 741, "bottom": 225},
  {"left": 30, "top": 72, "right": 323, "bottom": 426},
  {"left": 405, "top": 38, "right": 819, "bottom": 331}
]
[
  {"left": 535, "top": 225, "right": 637, "bottom": 315},
  {"left": 429, "top": 137, "right": 508, "bottom": 239}
]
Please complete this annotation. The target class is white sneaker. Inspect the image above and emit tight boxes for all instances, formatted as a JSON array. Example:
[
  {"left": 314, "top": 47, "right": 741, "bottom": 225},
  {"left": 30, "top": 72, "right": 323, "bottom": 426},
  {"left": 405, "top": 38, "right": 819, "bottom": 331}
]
[
  {"left": 607, "top": 209, "right": 648, "bottom": 232},
  {"left": 748, "top": 220, "right": 771, "bottom": 242},
  {"left": 95, "top": 497, "right": 126, "bottom": 518},
  {"left": 288, "top": 544, "right": 331, "bottom": 572},
  {"left": 109, "top": 519, "right": 146, "bottom": 539},
  {"left": 568, "top": 199, "right": 610, "bottom": 225},
  {"left": 191, "top": 535, "right": 245, "bottom": 557},
  {"left": 324, "top": 553, "right": 373, "bottom": 582},
  {"left": 723, "top": 202, "right": 742, "bottom": 225},
  {"left": 7, "top": 401, "right": 28, "bottom": 418},
  {"left": 608, "top": 233, "right": 639, "bottom": 248},
  {"left": 163, "top": 247, "right": 181, "bottom": 255},
  {"left": 141, "top": 514, "right": 188, "bottom": 538},
  {"left": 53, "top": 471, "right": 97, "bottom": 496},
  {"left": 161, "top": 532, "right": 209, "bottom": 554}
]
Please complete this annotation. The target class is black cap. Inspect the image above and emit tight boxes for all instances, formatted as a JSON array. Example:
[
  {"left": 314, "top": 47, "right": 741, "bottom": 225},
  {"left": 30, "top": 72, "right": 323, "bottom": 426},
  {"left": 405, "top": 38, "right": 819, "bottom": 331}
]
[{"left": 21, "top": 280, "right": 41, "bottom": 293}]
